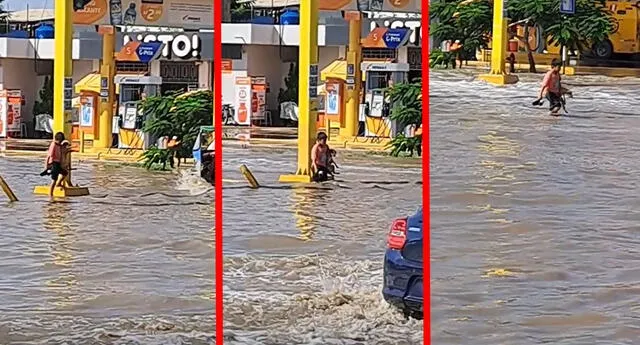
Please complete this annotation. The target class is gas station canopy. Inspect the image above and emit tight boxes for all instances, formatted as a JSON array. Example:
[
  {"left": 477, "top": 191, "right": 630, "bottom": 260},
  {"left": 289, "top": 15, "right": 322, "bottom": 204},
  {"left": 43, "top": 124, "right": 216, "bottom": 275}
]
[
  {"left": 241, "top": 0, "right": 421, "bottom": 12},
  {"left": 73, "top": 0, "right": 214, "bottom": 29}
]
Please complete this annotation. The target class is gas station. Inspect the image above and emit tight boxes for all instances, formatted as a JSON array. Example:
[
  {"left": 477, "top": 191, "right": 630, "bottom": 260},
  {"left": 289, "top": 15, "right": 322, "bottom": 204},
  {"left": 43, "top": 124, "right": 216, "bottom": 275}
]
[
  {"left": 38, "top": 0, "right": 215, "bottom": 197},
  {"left": 43, "top": 0, "right": 428, "bottom": 188},
  {"left": 279, "top": 0, "right": 422, "bottom": 183}
]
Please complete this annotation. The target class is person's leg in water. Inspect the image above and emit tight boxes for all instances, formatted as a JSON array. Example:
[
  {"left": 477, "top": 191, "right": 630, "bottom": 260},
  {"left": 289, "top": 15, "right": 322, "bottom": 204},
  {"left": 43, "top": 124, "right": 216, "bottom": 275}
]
[
  {"left": 313, "top": 166, "right": 329, "bottom": 182},
  {"left": 49, "top": 162, "right": 62, "bottom": 198},
  {"left": 57, "top": 169, "right": 69, "bottom": 188},
  {"left": 168, "top": 150, "right": 175, "bottom": 169},
  {"left": 547, "top": 92, "right": 562, "bottom": 115}
]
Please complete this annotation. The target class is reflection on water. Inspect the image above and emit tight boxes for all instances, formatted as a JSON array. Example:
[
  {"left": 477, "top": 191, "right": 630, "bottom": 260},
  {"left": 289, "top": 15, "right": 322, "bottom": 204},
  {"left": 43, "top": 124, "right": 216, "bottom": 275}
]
[
  {"left": 0, "top": 158, "right": 214, "bottom": 344},
  {"left": 291, "top": 186, "right": 326, "bottom": 241},
  {"left": 223, "top": 147, "right": 422, "bottom": 344},
  {"left": 42, "top": 202, "right": 78, "bottom": 309},
  {"left": 432, "top": 71, "right": 640, "bottom": 344}
]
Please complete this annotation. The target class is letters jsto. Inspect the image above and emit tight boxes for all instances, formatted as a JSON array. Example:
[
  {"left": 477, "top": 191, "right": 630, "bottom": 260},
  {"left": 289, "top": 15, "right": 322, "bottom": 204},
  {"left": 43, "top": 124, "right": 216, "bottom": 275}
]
[{"left": 123, "top": 34, "right": 202, "bottom": 60}]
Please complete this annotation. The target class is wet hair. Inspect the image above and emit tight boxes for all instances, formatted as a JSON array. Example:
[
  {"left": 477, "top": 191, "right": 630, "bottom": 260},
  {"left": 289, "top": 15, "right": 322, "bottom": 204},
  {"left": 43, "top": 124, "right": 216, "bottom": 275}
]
[
  {"left": 54, "top": 132, "right": 65, "bottom": 143},
  {"left": 317, "top": 132, "right": 327, "bottom": 141},
  {"left": 551, "top": 58, "right": 562, "bottom": 67}
]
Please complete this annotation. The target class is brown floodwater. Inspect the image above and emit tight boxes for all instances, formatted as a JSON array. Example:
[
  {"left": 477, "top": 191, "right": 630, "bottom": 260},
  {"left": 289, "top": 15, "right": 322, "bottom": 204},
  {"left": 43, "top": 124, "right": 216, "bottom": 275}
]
[
  {"left": 0, "top": 158, "right": 214, "bottom": 344},
  {"left": 1, "top": 145, "right": 421, "bottom": 344},
  {"left": 222, "top": 146, "right": 422, "bottom": 344},
  {"left": 431, "top": 70, "right": 640, "bottom": 344}
]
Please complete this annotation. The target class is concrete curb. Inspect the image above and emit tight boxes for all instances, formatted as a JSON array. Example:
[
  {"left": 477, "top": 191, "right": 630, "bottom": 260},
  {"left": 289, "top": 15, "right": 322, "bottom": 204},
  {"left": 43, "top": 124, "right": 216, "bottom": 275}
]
[{"left": 2, "top": 137, "right": 391, "bottom": 163}]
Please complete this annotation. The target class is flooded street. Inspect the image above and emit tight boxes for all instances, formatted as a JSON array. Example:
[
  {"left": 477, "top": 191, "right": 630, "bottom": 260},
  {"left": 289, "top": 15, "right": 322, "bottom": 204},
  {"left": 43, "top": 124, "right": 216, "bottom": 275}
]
[
  {"left": 431, "top": 71, "right": 640, "bottom": 344},
  {"left": 0, "top": 159, "right": 214, "bottom": 344},
  {"left": 222, "top": 147, "right": 422, "bottom": 344}
]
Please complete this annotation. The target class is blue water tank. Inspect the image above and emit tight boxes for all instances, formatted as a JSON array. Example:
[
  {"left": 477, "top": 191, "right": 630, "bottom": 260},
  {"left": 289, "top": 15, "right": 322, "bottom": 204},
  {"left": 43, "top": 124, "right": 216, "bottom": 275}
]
[
  {"left": 35, "top": 24, "right": 54, "bottom": 39},
  {"left": 280, "top": 9, "right": 299, "bottom": 25}
]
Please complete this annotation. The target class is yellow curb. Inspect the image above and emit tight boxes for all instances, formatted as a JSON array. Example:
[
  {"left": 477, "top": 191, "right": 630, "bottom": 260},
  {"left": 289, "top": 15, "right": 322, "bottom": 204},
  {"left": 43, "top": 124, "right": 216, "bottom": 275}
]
[{"left": 2, "top": 136, "right": 391, "bottom": 162}]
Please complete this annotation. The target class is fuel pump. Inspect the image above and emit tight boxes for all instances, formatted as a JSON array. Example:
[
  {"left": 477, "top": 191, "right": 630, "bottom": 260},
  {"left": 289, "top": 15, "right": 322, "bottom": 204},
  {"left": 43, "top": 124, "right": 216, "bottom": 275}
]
[
  {"left": 360, "top": 62, "right": 409, "bottom": 138},
  {"left": 113, "top": 75, "right": 162, "bottom": 149}
]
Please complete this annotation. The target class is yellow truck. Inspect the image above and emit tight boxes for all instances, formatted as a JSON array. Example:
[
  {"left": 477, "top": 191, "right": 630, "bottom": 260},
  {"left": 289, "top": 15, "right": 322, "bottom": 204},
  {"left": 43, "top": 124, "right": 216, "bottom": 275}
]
[{"left": 591, "top": 0, "right": 640, "bottom": 58}]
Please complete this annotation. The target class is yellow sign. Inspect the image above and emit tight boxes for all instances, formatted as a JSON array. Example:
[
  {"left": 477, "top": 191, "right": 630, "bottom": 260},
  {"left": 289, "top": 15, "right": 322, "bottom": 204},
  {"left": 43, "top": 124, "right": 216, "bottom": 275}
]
[{"left": 73, "top": 0, "right": 213, "bottom": 29}]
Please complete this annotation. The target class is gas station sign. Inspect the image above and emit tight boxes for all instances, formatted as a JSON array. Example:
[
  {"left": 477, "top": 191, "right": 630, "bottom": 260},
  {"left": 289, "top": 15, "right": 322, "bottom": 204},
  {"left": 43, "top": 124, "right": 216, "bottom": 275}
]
[
  {"left": 361, "top": 27, "right": 411, "bottom": 48},
  {"left": 319, "top": 0, "right": 420, "bottom": 12},
  {"left": 73, "top": 0, "right": 213, "bottom": 29},
  {"left": 122, "top": 33, "right": 201, "bottom": 60},
  {"left": 368, "top": 15, "right": 422, "bottom": 46}
]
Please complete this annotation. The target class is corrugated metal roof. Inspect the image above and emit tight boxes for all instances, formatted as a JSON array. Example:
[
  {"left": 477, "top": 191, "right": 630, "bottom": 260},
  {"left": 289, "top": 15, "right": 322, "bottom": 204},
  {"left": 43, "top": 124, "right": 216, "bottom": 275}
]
[{"left": 8, "top": 8, "right": 55, "bottom": 23}]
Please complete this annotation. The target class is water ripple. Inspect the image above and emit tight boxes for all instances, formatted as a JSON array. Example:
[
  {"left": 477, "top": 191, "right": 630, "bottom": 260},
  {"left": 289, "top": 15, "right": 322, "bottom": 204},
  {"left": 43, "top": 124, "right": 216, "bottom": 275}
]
[{"left": 431, "top": 70, "right": 640, "bottom": 345}]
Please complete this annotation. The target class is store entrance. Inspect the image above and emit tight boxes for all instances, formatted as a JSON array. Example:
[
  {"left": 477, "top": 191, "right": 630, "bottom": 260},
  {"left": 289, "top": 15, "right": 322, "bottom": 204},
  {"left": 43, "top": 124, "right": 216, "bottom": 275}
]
[
  {"left": 407, "top": 47, "right": 422, "bottom": 82},
  {"left": 160, "top": 61, "right": 199, "bottom": 95}
]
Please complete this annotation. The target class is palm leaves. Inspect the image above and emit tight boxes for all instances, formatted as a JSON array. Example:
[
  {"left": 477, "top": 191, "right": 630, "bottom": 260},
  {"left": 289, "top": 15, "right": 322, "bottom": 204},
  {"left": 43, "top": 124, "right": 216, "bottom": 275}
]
[
  {"left": 430, "top": 0, "right": 615, "bottom": 63},
  {"left": 140, "top": 90, "right": 213, "bottom": 169},
  {"left": 138, "top": 146, "right": 173, "bottom": 170},
  {"left": 385, "top": 79, "right": 422, "bottom": 157}
]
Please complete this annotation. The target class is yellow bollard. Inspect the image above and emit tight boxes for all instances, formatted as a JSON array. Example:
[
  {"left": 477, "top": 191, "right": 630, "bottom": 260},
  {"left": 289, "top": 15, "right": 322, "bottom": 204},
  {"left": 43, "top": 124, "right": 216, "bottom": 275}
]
[
  {"left": 240, "top": 164, "right": 260, "bottom": 189},
  {"left": 0, "top": 175, "right": 18, "bottom": 202},
  {"left": 33, "top": 148, "right": 90, "bottom": 197}
]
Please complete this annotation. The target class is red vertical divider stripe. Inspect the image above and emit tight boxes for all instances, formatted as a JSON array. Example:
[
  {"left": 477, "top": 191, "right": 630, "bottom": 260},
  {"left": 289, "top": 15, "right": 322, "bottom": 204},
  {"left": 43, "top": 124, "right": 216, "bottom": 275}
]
[
  {"left": 421, "top": 0, "right": 430, "bottom": 344},
  {"left": 213, "top": 0, "right": 224, "bottom": 343}
]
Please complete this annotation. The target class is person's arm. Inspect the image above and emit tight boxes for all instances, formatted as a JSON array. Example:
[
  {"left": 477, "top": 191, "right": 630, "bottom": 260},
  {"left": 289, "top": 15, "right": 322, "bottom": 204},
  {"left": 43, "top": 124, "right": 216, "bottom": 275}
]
[
  {"left": 538, "top": 72, "right": 551, "bottom": 99},
  {"left": 310, "top": 144, "right": 318, "bottom": 170},
  {"left": 45, "top": 142, "right": 54, "bottom": 168}
]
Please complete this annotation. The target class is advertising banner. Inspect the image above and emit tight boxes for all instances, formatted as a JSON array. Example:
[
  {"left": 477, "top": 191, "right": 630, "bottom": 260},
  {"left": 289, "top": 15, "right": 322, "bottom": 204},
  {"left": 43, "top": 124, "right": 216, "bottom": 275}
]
[
  {"left": 368, "top": 13, "right": 422, "bottom": 46},
  {"left": 73, "top": 0, "right": 213, "bottom": 29},
  {"left": 0, "top": 90, "right": 22, "bottom": 137},
  {"left": 321, "top": 0, "right": 420, "bottom": 12},
  {"left": 325, "top": 83, "right": 340, "bottom": 115},
  {"left": 80, "top": 96, "right": 95, "bottom": 127},
  {"left": 0, "top": 96, "right": 6, "bottom": 138},
  {"left": 361, "top": 27, "right": 411, "bottom": 48},
  {"left": 234, "top": 77, "right": 252, "bottom": 126}
]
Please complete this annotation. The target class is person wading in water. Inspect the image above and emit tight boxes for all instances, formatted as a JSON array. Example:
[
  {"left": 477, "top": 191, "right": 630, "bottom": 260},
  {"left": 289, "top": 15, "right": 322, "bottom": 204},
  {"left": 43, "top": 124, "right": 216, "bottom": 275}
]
[{"left": 533, "top": 58, "right": 573, "bottom": 116}]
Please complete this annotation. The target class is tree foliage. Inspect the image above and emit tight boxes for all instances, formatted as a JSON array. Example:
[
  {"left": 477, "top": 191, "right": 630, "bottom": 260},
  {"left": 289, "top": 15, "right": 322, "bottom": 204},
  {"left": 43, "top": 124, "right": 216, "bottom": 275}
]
[
  {"left": 429, "top": 0, "right": 614, "bottom": 67},
  {"left": 430, "top": 0, "right": 493, "bottom": 64},
  {"left": 33, "top": 76, "right": 54, "bottom": 116},
  {"left": 507, "top": 0, "right": 614, "bottom": 66},
  {"left": 385, "top": 79, "right": 422, "bottom": 157},
  {"left": 278, "top": 62, "right": 298, "bottom": 104},
  {"left": 429, "top": 49, "right": 457, "bottom": 69},
  {"left": 140, "top": 90, "right": 212, "bottom": 168}
]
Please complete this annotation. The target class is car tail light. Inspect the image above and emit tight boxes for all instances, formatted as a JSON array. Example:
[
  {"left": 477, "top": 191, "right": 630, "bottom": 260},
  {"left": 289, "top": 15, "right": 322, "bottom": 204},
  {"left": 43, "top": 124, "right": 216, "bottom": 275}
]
[{"left": 387, "top": 218, "right": 407, "bottom": 250}]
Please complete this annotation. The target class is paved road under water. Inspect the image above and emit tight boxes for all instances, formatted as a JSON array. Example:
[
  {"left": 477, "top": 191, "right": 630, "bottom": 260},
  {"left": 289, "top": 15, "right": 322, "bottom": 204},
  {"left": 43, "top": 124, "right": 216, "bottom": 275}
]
[
  {"left": 431, "top": 71, "right": 640, "bottom": 344},
  {"left": 0, "top": 147, "right": 421, "bottom": 344},
  {"left": 222, "top": 146, "right": 422, "bottom": 344},
  {"left": 0, "top": 159, "right": 214, "bottom": 344}
]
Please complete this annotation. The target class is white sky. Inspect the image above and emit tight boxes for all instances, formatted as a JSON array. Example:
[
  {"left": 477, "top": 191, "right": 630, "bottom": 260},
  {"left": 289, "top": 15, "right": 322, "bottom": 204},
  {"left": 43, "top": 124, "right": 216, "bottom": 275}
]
[{"left": 4, "top": 0, "right": 51, "bottom": 11}]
